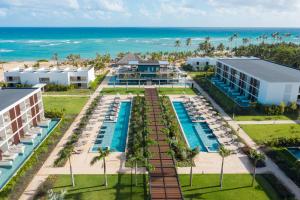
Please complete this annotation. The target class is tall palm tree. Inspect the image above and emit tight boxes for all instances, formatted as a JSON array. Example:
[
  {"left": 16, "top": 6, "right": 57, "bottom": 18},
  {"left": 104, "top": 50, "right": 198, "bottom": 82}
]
[
  {"left": 128, "top": 152, "right": 143, "bottom": 186},
  {"left": 249, "top": 149, "right": 265, "bottom": 187},
  {"left": 175, "top": 40, "right": 181, "bottom": 51},
  {"left": 52, "top": 53, "right": 59, "bottom": 66},
  {"left": 64, "top": 148, "right": 75, "bottom": 187},
  {"left": 242, "top": 38, "right": 250, "bottom": 46},
  {"left": 90, "top": 148, "right": 111, "bottom": 187},
  {"left": 219, "top": 145, "right": 231, "bottom": 190},
  {"left": 232, "top": 33, "right": 239, "bottom": 48},
  {"left": 186, "top": 38, "right": 192, "bottom": 48},
  {"left": 187, "top": 147, "right": 200, "bottom": 186}
]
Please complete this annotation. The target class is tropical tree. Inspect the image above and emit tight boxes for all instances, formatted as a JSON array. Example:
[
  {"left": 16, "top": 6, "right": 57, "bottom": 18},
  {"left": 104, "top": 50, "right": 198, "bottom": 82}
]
[
  {"left": 64, "top": 148, "right": 75, "bottom": 187},
  {"left": 90, "top": 148, "right": 111, "bottom": 187},
  {"left": 198, "top": 38, "right": 213, "bottom": 55},
  {"left": 232, "top": 33, "right": 239, "bottom": 48},
  {"left": 128, "top": 151, "right": 144, "bottom": 186},
  {"left": 175, "top": 40, "right": 181, "bottom": 50},
  {"left": 249, "top": 149, "right": 265, "bottom": 187},
  {"left": 217, "top": 43, "right": 225, "bottom": 52},
  {"left": 186, "top": 38, "right": 192, "bottom": 48},
  {"left": 219, "top": 145, "right": 231, "bottom": 190},
  {"left": 52, "top": 53, "right": 59, "bottom": 66},
  {"left": 242, "top": 38, "right": 250, "bottom": 46},
  {"left": 187, "top": 147, "right": 200, "bottom": 186}
]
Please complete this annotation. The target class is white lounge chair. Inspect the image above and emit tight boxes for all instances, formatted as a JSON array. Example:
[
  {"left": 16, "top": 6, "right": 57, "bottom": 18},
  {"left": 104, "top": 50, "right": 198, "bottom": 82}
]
[
  {"left": 0, "top": 159, "right": 13, "bottom": 167},
  {"left": 38, "top": 118, "right": 51, "bottom": 127},
  {"left": 9, "top": 144, "right": 25, "bottom": 154}
]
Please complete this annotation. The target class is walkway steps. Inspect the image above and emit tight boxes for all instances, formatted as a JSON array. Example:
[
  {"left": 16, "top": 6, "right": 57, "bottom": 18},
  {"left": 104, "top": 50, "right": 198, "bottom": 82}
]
[{"left": 145, "top": 88, "right": 184, "bottom": 200}]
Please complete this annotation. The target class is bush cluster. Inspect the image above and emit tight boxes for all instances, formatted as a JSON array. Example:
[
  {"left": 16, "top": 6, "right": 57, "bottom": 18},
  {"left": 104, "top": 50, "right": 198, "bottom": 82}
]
[
  {"left": 256, "top": 102, "right": 298, "bottom": 115},
  {"left": 45, "top": 109, "right": 64, "bottom": 119},
  {"left": 264, "top": 137, "right": 300, "bottom": 147}
]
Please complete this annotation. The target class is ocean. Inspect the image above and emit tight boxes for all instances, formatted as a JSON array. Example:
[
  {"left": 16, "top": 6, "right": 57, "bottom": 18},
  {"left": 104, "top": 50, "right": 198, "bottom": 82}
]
[{"left": 0, "top": 27, "right": 300, "bottom": 61}]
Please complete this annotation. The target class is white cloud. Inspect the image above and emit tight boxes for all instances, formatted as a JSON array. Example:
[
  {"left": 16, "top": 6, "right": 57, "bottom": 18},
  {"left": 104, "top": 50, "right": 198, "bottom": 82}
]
[
  {"left": 99, "top": 0, "right": 125, "bottom": 12},
  {"left": 0, "top": 8, "right": 7, "bottom": 17}
]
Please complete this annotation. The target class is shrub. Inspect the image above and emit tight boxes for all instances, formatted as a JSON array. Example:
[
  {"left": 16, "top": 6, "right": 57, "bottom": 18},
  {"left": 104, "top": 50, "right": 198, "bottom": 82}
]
[
  {"left": 264, "top": 137, "right": 300, "bottom": 147},
  {"left": 44, "top": 84, "right": 70, "bottom": 92},
  {"left": 45, "top": 109, "right": 64, "bottom": 118}
]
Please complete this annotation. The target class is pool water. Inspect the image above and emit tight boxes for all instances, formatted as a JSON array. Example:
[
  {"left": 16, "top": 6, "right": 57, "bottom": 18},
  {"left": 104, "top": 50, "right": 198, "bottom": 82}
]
[
  {"left": 91, "top": 101, "right": 131, "bottom": 152},
  {"left": 173, "top": 101, "right": 219, "bottom": 152},
  {"left": 0, "top": 119, "right": 60, "bottom": 190},
  {"left": 287, "top": 147, "right": 300, "bottom": 160}
]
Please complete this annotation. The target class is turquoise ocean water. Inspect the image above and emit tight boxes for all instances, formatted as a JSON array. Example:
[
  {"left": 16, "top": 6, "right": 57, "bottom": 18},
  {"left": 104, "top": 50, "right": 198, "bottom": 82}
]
[{"left": 0, "top": 27, "right": 300, "bottom": 61}]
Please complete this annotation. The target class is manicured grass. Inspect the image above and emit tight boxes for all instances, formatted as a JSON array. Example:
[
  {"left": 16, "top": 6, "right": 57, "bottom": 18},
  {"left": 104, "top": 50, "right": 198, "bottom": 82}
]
[
  {"left": 180, "top": 174, "right": 279, "bottom": 200},
  {"left": 101, "top": 87, "right": 196, "bottom": 95},
  {"left": 52, "top": 174, "right": 147, "bottom": 200},
  {"left": 240, "top": 124, "right": 300, "bottom": 143},
  {"left": 43, "top": 96, "right": 88, "bottom": 115},
  {"left": 235, "top": 114, "right": 298, "bottom": 121},
  {"left": 44, "top": 89, "right": 92, "bottom": 95},
  {"left": 50, "top": 174, "right": 280, "bottom": 200}
]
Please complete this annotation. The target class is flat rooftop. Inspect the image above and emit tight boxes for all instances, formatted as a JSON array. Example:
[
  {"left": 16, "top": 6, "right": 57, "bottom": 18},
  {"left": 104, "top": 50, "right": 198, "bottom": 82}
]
[
  {"left": 0, "top": 88, "right": 37, "bottom": 112},
  {"left": 218, "top": 58, "right": 300, "bottom": 82}
]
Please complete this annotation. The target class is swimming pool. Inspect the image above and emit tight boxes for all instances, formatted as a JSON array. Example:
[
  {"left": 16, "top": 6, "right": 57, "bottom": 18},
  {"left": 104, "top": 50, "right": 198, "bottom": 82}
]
[
  {"left": 287, "top": 147, "right": 300, "bottom": 160},
  {"left": 91, "top": 101, "right": 131, "bottom": 152},
  {"left": 172, "top": 101, "right": 219, "bottom": 152},
  {"left": 0, "top": 119, "right": 60, "bottom": 190}
]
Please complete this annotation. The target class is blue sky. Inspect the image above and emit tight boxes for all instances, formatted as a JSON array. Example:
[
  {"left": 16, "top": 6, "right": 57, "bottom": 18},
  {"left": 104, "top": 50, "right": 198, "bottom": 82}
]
[{"left": 0, "top": 0, "right": 300, "bottom": 27}]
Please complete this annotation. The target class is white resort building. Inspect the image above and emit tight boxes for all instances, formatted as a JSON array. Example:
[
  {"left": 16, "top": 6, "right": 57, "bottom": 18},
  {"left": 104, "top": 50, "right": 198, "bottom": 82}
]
[
  {"left": 4, "top": 66, "right": 95, "bottom": 88},
  {"left": 212, "top": 58, "right": 300, "bottom": 107},
  {"left": 186, "top": 57, "right": 217, "bottom": 71},
  {"left": 0, "top": 87, "right": 56, "bottom": 189}
]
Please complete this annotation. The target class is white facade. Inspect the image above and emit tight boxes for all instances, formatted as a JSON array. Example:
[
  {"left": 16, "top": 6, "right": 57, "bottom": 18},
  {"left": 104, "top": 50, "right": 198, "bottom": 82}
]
[
  {"left": 4, "top": 66, "right": 95, "bottom": 88},
  {"left": 215, "top": 58, "right": 300, "bottom": 105},
  {"left": 186, "top": 57, "right": 217, "bottom": 70}
]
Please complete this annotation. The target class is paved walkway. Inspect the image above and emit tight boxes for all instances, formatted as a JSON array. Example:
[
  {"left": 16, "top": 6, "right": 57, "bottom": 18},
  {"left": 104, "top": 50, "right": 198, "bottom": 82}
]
[
  {"left": 20, "top": 72, "right": 111, "bottom": 200},
  {"left": 237, "top": 120, "right": 300, "bottom": 125},
  {"left": 190, "top": 77, "right": 300, "bottom": 199}
]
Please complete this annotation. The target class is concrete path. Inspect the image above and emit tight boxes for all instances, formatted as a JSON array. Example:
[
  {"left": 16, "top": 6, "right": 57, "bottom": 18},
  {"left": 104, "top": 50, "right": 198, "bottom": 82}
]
[
  {"left": 190, "top": 77, "right": 300, "bottom": 199},
  {"left": 237, "top": 120, "right": 300, "bottom": 125},
  {"left": 20, "top": 72, "right": 111, "bottom": 200}
]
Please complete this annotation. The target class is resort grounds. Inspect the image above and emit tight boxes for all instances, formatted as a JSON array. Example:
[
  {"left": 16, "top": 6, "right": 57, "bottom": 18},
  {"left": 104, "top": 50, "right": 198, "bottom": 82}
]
[{"left": 1, "top": 69, "right": 299, "bottom": 200}]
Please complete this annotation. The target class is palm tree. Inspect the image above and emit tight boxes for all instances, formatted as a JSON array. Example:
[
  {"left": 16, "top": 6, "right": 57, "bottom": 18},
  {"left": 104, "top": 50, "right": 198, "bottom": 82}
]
[
  {"left": 90, "top": 148, "right": 111, "bottom": 187},
  {"left": 64, "top": 148, "right": 75, "bottom": 187},
  {"left": 52, "top": 53, "right": 59, "bottom": 66},
  {"left": 242, "top": 38, "right": 250, "bottom": 46},
  {"left": 232, "top": 33, "right": 239, "bottom": 48},
  {"left": 249, "top": 149, "right": 265, "bottom": 187},
  {"left": 219, "top": 145, "right": 231, "bottom": 190},
  {"left": 187, "top": 147, "right": 200, "bottom": 186},
  {"left": 175, "top": 40, "right": 181, "bottom": 51},
  {"left": 186, "top": 38, "right": 192, "bottom": 48},
  {"left": 217, "top": 43, "right": 225, "bottom": 52},
  {"left": 128, "top": 152, "right": 143, "bottom": 186}
]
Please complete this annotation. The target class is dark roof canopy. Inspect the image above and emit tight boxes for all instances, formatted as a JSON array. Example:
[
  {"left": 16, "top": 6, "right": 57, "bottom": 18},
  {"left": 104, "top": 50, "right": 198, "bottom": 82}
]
[
  {"left": 116, "top": 53, "right": 143, "bottom": 65},
  {"left": 0, "top": 88, "right": 37, "bottom": 112},
  {"left": 218, "top": 58, "right": 300, "bottom": 82}
]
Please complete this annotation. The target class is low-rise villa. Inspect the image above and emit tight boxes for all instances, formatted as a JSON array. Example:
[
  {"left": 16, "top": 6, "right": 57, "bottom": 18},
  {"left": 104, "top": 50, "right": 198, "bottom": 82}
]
[
  {"left": 212, "top": 58, "right": 300, "bottom": 107},
  {"left": 111, "top": 54, "right": 186, "bottom": 85},
  {"left": 4, "top": 66, "right": 95, "bottom": 88}
]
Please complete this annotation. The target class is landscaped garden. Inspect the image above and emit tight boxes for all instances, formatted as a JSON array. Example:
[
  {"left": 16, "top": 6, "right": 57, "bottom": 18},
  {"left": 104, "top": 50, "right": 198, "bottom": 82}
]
[
  {"left": 101, "top": 87, "right": 196, "bottom": 95},
  {"left": 240, "top": 124, "right": 300, "bottom": 144},
  {"left": 34, "top": 174, "right": 294, "bottom": 200}
]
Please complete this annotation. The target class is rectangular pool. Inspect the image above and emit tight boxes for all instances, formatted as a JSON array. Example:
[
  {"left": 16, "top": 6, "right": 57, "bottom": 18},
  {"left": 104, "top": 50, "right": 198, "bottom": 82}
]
[
  {"left": 0, "top": 119, "right": 60, "bottom": 190},
  {"left": 287, "top": 147, "right": 300, "bottom": 160},
  {"left": 172, "top": 101, "right": 219, "bottom": 152},
  {"left": 91, "top": 101, "right": 131, "bottom": 152}
]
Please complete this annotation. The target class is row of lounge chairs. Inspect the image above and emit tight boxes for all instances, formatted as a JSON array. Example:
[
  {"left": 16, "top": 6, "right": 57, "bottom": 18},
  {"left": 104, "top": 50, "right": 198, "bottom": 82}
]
[
  {"left": 183, "top": 96, "right": 244, "bottom": 153},
  {"left": 0, "top": 118, "right": 51, "bottom": 167}
]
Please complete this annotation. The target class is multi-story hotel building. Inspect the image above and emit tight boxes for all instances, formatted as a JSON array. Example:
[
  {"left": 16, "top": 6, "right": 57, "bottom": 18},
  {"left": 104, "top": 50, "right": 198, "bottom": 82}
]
[
  {"left": 114, "top": 54, "right": 185, "bottom": 85},
  {"left": 4, "top": 66, "right": 95, "bottom": 88},
  {"left": 212, "top": 58, "right": 300, "bottom": 107},
  {"left": 0, "top": 87, "right": 48, "bottom": 167}
]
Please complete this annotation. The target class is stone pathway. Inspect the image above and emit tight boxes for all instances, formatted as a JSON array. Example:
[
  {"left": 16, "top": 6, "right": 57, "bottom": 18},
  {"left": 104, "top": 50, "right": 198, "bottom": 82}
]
[{"left": 190, "top": 77, "right": 300, "bottom": 199}]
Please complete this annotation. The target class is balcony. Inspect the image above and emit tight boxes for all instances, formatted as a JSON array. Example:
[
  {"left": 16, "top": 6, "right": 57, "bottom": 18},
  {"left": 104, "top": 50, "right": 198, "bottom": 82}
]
[
  {"left": 70, "top": 76, "right": 87, "bottom": 82},
  {"left": 6, "top": 76, "right": 21, "bottom": 83}
]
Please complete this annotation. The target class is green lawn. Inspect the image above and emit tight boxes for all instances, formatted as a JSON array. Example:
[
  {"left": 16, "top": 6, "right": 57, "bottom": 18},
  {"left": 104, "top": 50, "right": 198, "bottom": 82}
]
[
  {"left": 51, "top": 174, "right": 147, "bottom": 200},
  {"left": 180, "top": 174, "right": 279, "bottom": 200},
  {"left": 188, "top": 71, "right": 214, "bottom": 77},
  {"left": 101, "top": 87, "right": 196, "bottom": 95},
  {"left": 240, "top": 124, "right": 300, "bottom": 143},
  {"left": 44, "top": 89, "right": 92, "bottom": 95},
  {"left": 43, "top": 96, "right": 89, "bottom": 115},
  {"left": 48, "top": 174, "right": 283, "bottom": 200},
  {"left": 235, "top": 114, "right": 298, "bottom": 121}
]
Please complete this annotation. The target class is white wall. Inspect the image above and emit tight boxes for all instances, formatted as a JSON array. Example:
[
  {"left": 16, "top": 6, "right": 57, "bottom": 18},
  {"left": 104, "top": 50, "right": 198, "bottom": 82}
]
[
  {"left": 186, "top": 57, "right": 217, "bottom": 69},
  {"left": 258, "top": 81, "right": 300, "bottom": 105}
]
